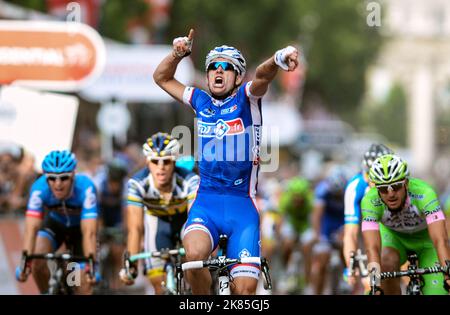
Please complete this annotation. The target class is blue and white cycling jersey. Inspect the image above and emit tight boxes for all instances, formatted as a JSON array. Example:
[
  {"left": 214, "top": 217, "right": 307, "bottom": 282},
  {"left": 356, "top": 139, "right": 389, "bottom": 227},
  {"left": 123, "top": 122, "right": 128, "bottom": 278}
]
[
  {"left": 344, "top": 172, "right": 370, "bottom": 225},
  {"left": 26, "top": 174, "right": 98, "bottom": 227},
  {"left": 183, "top": 82, "right": 262, "bottom": 197},
  {"left": 314, "top": 180, "right": 345, "bottom": 239}
]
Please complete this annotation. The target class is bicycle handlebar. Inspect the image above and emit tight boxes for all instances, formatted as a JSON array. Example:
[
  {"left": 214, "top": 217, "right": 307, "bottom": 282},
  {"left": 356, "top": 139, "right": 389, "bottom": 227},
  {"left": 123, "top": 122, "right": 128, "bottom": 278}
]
[
  {"left": 26, "top": 253, "right": 93, "bottom": 262},
  {"left": 130, "top": 248, "right": 185, "bottom": 262},
  {"left": 181, "top": 256, "right": 262, "bottom": 271},
  {"left": 379, "top": 265, "right": 445, "bottom": 279},
  {"left": 22, "top": 251, "right": 96, "bottom": 279}
]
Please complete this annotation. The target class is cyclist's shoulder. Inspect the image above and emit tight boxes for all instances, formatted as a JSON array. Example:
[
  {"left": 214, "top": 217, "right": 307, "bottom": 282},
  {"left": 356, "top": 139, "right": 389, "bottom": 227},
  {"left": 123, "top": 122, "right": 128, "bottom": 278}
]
[
  {"left": 407, "top": 177, "right": 436, "bottom": 192},
  {"left": 30, "top": 174, "right": 48, "bottom": 189},
  {"left": 314, "top": 180, "right": 329, "bottom": 196},
  {"left": 29, "top": 174, "right": 50, "bottom": 198},
  {"left": 361, "top": 187, "right": 382, "bottom": 207},
  {"left": 73, "top": 173, "right": 96, "bottom": 188},
  {"left": 128, "top": 167, "right": 150, "bottom": 183},
  {"left": 174, "top": 167, "right": 199, "bottom": 185},
  {"left": 407, "top": 177, "right": 438, "bottom": 200},
  {"left": 345, "top": 172, "right": 368, "bottom": 191}
]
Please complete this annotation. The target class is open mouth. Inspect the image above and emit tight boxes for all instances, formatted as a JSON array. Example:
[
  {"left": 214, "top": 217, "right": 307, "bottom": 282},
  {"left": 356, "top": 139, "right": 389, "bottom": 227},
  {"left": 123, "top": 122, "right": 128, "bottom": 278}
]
[{"left": 214, "top": 76, "right": 224, "bottom": 87}]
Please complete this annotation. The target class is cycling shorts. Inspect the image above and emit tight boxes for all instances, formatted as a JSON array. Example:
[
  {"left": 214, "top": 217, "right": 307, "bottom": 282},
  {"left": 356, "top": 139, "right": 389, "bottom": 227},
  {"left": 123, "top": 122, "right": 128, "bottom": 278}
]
[
  {"left": 182, "top": 192, "right": 261, "bottom": 280},
  {"left": 380, "top": 223, "right": 447, "bottom": 295},
  {"left": 37, "top": 216, "right": 83, "bottom": 255}
]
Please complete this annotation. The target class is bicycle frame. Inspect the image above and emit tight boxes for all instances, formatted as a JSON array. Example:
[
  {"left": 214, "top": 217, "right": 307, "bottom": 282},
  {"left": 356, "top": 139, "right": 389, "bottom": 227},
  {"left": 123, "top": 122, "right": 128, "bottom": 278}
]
[
  {"left": 129, "top": 247, "right": 185, "bottom": 295},
  {"left": 22, "top": 252, "right": 94, "bottom": 295},
  {"left": 177, "top": 235, "right": 272, "bottom": 295}
]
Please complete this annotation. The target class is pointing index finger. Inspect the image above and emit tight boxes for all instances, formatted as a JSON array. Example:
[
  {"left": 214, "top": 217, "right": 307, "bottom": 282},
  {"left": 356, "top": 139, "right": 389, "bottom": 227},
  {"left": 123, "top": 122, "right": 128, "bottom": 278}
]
[{"left": 188, "top": 29, "right": 194, "bottom": 41}]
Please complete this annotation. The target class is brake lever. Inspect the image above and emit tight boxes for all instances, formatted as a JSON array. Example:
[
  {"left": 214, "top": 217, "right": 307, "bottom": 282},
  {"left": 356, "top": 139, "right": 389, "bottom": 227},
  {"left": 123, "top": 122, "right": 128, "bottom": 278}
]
[{"left": 261, "top": 258, "right": 272, "bottom": 290}]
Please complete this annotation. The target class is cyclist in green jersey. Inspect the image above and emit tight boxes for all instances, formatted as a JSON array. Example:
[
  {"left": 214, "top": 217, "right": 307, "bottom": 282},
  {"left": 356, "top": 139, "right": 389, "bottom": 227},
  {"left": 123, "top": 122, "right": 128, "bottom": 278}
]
[
  {"left": 362, "top": 154, "right": 450, "bottom": 295},
  {"left": 278, "top": 177, "right": 314, "bottom": 289}
]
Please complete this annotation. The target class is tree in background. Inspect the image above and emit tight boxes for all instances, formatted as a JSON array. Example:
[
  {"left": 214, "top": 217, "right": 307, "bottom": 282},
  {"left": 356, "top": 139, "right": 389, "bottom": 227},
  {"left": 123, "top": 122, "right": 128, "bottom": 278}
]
[
  {"left": 359, "top": 84, "right": 408, "bottom": 147},
  {"left": 168, "top": 0, "right": 382, "bottom": 118},
  {"left": 7, "top": 0, "right": 382, "bottom": 123}
]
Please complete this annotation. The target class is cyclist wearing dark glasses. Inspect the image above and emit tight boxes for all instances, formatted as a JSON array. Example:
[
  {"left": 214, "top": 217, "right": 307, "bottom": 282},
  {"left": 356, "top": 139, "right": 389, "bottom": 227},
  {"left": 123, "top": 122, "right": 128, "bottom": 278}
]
[
  {"left": 119, "top": 133, "right": 199, "bottom": 294},
  {"left": 153, "top": 29, "right": 300, "bottom": 294},
  {"left": 361, "top": 154, "right": 450, "bottom": 294},
  {"left": 16, "top": 150, "right": 99, "bottom": 294}
]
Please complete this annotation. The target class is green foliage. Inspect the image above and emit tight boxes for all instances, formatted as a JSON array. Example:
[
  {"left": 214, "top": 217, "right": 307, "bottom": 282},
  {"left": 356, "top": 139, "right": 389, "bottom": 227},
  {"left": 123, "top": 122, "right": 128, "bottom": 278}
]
[
  {"left": 359, "top": 84, "right": 408, "bottom": 146},
  {"left": 168, "top": 0, "right": 382, "bottom": 114},
  {"left": 98, "top": 0, "right": 149, "bottom": 43}
]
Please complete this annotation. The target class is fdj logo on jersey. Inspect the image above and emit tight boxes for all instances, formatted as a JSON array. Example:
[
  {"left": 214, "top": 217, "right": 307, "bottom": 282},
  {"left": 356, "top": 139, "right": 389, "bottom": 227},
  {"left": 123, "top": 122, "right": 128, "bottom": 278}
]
[{"left": 198, "top": 118, "right": 244, "bottom": 139}]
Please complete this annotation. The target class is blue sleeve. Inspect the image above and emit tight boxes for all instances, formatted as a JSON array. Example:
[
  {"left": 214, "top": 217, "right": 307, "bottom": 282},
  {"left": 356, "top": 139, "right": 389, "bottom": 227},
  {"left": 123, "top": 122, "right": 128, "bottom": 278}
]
[
  {"left": 25, "top": 176, "right": 48, "bottom": 218},
  {"left": 80, "top": 177, "right": 99, "bottom": 220},
  {"left": 314, "top": 181, "right": 328, "bottom": 204},
  {"left": 183, "top": 87, "right": 207, "bottom": 113}
]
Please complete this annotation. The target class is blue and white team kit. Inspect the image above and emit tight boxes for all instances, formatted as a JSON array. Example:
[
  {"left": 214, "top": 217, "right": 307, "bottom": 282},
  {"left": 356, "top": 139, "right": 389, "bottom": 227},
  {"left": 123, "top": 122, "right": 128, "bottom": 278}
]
[
  {"left": 314, "top": 180, "right": 345, "bottom": 253},
  {"left": 26, "top": 174, "right": 98, "bottom": 254},
  {"left": 344, "top": 172, "right": 370, "bottom": 225},
  {"left": 181, "top": 81, "right": 262, "bottom": 279}
]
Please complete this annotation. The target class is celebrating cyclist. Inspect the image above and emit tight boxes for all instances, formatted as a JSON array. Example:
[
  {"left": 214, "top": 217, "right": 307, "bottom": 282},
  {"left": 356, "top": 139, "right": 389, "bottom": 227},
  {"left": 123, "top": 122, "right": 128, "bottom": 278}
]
[
  {"left": 343, "top": 143, "right": 393, "bottom": 289},
  {"left": 119, "top": 133, "right": 199, "bottom": 295},
  {"left": 362, "top": 154, "right": 450, "bottom": 294},
  {"left": 153, "top": 29, "right": 299, "bottom": 294},
  {"left": 16, "top": 150, "right": 98, "bottom": 294}
]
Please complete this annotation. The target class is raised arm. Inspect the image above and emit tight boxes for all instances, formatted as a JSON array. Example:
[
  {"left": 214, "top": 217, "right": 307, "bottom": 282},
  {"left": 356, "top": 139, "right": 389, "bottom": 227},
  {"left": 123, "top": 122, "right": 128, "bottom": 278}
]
[
  {"left": 250, "top": 46, "right": 300, "bottom": 97},
  {"left": 153, "top": 29, "right": 194, "bottom": 103}
]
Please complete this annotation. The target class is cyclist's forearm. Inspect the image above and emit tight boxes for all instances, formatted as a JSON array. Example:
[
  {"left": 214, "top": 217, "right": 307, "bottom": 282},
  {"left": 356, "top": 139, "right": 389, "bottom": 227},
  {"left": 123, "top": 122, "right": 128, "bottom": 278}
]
[
  {"left": 153, "top": 53, "right": 183, "bottom": 86},
  {"left": 127, "top": 228, "right": 142, "bottom": 255},
  {"left": 82, "top": 231, "right": 97, "bottom": 259},
  {"left": 434, "top": 239, "right": 450, "bottom": 267},
  {"left": 343, "top": 224, "right": 359, "bottom": 268},
  {"left": 23, "top": 216, "right": 41, "bottom": 254},
  {"left": 311, "top": 204, "right": 323, "bottom": 238},
  {"left": 250, "top": 57, "right": 279, "bottom": 96},
  {"left": 363, "top": 230, "right": 381, "bottom": 267},
  {"left": 81, "top": 219, "right": 97, "bottom": 259},
  {"left": 255, "top": 57, "right": 278, "bottom": 83}
]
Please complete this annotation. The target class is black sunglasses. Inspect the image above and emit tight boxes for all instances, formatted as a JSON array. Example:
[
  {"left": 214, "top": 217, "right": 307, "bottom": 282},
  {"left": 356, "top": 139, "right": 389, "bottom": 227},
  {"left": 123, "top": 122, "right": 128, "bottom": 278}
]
[
  {"left": 46, "top": 173, "right": 72, "bottom": 182},
  {"left": 207, "top": 61, "right": 236, "bottom": 72},
  {"left": 149, "top": 158, "right": 173, "bottom": 166},
  {"left": 376, "top": 181, "right": 405, "bottom": 194}
]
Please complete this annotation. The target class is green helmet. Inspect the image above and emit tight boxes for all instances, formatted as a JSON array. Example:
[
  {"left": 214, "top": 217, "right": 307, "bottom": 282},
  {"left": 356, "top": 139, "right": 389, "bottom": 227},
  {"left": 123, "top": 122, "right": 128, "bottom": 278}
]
[
  {"left": 369, "top": 154, "right": 409, "bottom": 185},
  {"left": 286, "top": 177, "right": 310, "bottom": 194}
]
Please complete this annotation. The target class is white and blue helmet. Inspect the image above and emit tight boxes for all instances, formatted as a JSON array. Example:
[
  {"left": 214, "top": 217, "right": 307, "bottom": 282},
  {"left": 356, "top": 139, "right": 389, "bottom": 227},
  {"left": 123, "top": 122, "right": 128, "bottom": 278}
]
[{"left": 205, "top": 45, "right": 247, "bottom": 77}]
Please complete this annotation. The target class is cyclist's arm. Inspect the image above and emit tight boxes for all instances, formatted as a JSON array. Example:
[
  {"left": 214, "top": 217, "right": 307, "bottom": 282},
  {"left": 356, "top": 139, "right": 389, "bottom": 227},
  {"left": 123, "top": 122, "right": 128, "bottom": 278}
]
[
  {"left": 22, "top": 216, "right": 42, "bottom": 254},
  {"left": 428, "top": 219, "right": 450, "bottom": 267},
  {"left": 361, "top": 191, "right": 382, "bottom": 268},
  {"left": 153, "top": 29, "right": 193, "bottom": 103},
  {"left": 126, "top": 204, "right": 144, "bottom": 255},
  {"left": 153, "top": 53, "right": 187, "bottom": 103},
  {"left": 81, "top": 218, "right": 97, "bottom": 259},
  {"left": 311, "top": 202, "right": 324, "bottom": 240},
  {"left": 362, "top": 229, "right": 381, "bottom": 267},
  {"left": 250, "top": 46, "right": 299, "bottom": 97},
  {"left": 249, "top": 57, "right": 279, "bottom": 97},
  {"left": 343, "top": 179, "right": 362, "bottom": 269},
  {"left": 343, "top": 224, "right": 359, "bottom": 268},
  {"left": 421, "top": 188, "right": 450, "bottom": 266},
  {"left": 23, "top": 183, "right": 45, "bottom": 254}
]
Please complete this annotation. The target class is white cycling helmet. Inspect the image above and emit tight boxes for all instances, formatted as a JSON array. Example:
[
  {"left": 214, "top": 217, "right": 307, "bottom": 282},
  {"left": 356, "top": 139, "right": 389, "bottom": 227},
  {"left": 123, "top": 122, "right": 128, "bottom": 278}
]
[
  {"left": 205, "top": 45, "right": 247, "bottom": 77},
  {"left": 142, "top": 132, "right": 180, "bottom": 160}
]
